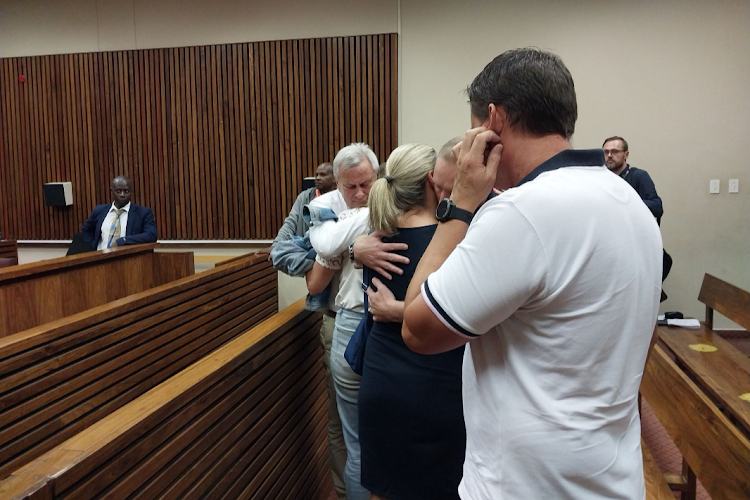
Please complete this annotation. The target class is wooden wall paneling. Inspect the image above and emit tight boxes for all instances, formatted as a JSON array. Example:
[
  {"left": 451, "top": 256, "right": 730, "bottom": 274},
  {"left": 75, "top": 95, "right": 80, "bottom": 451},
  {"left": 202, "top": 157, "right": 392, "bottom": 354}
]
[
  {"left": 248, "top": 43, "right": 261, "bottom": 237},
  {"left": 0, "top": 35, "right": 398, "bottom": 240},
  {"left": 42, "top": 55, "right": 53, "bottom": 238},
  {"left": 189, "top": 44, "right": 200, "bottom": 239},
  {"left": 238, "top": 43, "right": 250, "bottom": 238},
  {"left": 223, "top": 44, "right": 236, "bottom": 239},
  {"left": 182, "top": 46, "right": 191, "bottom": 239},
  {"left": 305, "top": 40, "right": 322, "bottom": 180},
  {"left": 0, "top": 61, "right": 6, "bottom": 236},
  {"left": 157, "top": 49, "right": 171, "bottom": 238},
  {"left": 0, "top": 61, "right": 8, "bottom": 236},
  {"left": 261, "top": 41, "right": 273, "bottom": 238},
  {"left": 270, "top": 41, "right": 281, "bottom": 237},
  {"left": 12, "top": 57, "right": 21, "bottom": 238},
  {"left": 391, "top": 34, "right": 399, "bottom": 147},
  {"left": 292, "top": 40, "right": 303, "bottom": 195},
  {"left": 15, "top": 58, "right": 27, "bottom": 238},
  {"left": 218, "top": 44, "right": 230, "bottom": 238},
  {"left": 205, "top": 46, "right": 216, "bottom": 239},
  {"left": 197, "top": 45, "right": 208, "bottom": 238},
  {"left": 284, "top": 40, "right": 294, "bottom": 213}
]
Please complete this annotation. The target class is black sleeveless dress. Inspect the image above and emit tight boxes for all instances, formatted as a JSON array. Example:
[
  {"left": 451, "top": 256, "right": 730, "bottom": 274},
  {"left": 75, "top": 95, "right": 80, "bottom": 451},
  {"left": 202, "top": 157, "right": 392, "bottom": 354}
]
[{"left": 358, "top": 225, "right": 465, "bottom": 500}]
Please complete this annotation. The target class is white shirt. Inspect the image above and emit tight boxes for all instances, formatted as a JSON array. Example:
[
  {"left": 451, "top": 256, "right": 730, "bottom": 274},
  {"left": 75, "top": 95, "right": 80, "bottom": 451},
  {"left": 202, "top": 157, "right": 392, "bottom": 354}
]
[
  {"left": 97, "top": 202, "right": 130, "bottom": 250},
  {"left": 308, "top": 190, "right": 370, "bottom": 311},
  {"left": 423, "top": 153, "right": 662, "bottom": 500},
  {"left": 308, "top": 190, "right": 370, "bottom": 259},
  {"left": 315, "top": 207, "right": 368, "bottom": 313}
]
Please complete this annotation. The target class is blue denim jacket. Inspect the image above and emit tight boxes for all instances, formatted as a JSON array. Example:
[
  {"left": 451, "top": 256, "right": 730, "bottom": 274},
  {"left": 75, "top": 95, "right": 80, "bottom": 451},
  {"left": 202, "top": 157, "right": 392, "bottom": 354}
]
[{"left": 271, "top": 227, "right": 332, "bottom": 312}]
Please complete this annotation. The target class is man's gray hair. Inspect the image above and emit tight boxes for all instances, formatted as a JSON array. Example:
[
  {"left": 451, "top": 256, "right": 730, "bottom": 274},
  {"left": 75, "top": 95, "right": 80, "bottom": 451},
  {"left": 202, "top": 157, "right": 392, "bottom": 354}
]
[{"left": 332, "top": 143, "right": 380, "bottom": 179}]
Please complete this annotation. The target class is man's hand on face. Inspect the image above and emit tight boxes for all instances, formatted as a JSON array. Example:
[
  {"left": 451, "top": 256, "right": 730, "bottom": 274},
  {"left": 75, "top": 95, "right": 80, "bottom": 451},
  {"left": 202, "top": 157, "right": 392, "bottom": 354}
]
[
  {"left": 367, "top": 277, "right": 404, "bottom": 323},
  {"left": 450, "top": 127, "right": 503, "bottom": 213},
  {"left": 353, "top": 232, "right": 409, "bottom": 280}
]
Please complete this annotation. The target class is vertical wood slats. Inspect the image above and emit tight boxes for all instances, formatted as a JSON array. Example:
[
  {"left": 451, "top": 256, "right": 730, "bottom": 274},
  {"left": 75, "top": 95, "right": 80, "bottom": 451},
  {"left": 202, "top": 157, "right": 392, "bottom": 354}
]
[{"left": 0, "top": 34, "right": 398, "bottom": 240}]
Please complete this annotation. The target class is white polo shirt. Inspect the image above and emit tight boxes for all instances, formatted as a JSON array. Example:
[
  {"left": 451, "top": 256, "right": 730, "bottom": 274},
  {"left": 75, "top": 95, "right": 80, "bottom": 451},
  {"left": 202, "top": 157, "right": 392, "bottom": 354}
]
[{"left": 423, "top": 150, "right": 662, "bottom": 500}]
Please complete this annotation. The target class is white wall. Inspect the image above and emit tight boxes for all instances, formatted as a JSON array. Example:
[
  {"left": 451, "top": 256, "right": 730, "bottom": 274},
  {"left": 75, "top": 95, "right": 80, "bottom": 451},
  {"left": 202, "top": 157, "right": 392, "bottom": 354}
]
[
  {"left": 0, "top": 0, "right": 399, "bottom": 56},
  {"left": 3, "top": 0, "right": 749, "bottom": 328},
  {"left": 399, "top": 0, "right": 750, "bottom": 329}
]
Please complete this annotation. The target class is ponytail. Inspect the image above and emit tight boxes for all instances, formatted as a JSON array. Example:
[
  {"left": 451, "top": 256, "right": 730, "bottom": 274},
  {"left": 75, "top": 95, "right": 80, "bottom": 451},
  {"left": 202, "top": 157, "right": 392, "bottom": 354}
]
[{"left": 368, "top": 144, "right": 436, "bottom": 236}]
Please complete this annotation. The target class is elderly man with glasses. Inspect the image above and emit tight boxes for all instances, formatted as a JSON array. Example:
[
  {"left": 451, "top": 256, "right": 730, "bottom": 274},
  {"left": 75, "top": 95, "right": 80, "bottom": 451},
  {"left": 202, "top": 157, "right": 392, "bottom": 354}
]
[{"left": 603, "top": 136, "right": 663, "bottom": 222}]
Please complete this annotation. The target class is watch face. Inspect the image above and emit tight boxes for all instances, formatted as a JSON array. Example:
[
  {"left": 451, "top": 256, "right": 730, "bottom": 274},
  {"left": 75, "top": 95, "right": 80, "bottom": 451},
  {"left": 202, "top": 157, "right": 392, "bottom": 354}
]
[{"left": 436, "top": 198, "right": 451, "bottom": 220}]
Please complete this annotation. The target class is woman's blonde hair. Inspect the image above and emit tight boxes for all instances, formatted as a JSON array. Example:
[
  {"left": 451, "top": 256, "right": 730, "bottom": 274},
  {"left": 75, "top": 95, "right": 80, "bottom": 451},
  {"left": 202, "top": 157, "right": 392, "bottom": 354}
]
[{"left": 368, "top": 143, "right": 436, "bottom": 236}]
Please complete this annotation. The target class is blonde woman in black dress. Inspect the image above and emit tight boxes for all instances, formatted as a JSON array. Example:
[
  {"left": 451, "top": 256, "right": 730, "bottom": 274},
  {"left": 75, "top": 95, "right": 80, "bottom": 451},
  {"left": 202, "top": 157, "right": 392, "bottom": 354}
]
[{"left": 358, "top": 144, "right": 465, "bottom": 500}]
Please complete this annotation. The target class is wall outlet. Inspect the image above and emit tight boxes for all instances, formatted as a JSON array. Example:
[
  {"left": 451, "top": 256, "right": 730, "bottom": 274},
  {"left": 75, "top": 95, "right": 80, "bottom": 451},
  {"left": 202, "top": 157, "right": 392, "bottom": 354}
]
[
  {"left": 710, "top": 179, "right": 720, "bottom": 194},
  {"left": 729, "top": 179, "right": 739, "bottom": 193}
]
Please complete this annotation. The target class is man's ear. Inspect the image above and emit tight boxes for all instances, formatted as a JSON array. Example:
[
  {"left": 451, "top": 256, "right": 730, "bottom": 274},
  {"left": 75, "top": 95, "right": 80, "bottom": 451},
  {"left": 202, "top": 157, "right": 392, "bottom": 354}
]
[
  {"left": 487, "top": 104, "right": 506, "bottom": 135},
  {"left": 427, "top": 171, "right": 435, "bottom": 186}
]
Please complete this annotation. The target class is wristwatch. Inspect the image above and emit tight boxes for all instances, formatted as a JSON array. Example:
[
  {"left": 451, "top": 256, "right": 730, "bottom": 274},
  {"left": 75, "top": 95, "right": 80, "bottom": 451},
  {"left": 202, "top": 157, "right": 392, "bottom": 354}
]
[{"left": 435, "top": 198, "right": 473, "bottom": 224}]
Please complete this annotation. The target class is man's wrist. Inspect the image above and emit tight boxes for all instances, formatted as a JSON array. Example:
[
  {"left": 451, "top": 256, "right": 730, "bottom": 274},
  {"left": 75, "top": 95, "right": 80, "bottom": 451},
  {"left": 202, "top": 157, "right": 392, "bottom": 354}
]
[{"left": 449, "top": 193, "right": 481, "bottom": 214}]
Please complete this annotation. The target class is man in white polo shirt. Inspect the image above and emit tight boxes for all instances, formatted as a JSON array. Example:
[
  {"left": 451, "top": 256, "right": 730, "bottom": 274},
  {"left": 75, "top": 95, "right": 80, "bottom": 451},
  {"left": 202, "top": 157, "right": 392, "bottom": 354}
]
[{"left": 403, "top": 48, "right": 662, "bottom": 499}]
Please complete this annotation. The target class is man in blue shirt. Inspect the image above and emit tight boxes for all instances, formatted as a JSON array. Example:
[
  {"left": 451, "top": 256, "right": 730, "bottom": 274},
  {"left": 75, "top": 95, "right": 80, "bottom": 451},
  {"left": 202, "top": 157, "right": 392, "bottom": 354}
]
[{"left": 603, "top": 136, "right": 663, "bottom": 223}]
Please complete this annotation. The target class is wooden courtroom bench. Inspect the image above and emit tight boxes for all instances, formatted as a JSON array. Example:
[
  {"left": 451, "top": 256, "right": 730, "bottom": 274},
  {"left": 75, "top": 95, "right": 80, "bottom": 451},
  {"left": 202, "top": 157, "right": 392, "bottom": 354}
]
[
  {"left": 0, "top": 244, "right": 195, "bottom": 338},
  {"left": 0, "top": 240, "right": 18, "bottom": 267},
  {"left": 0, "top": 298, "right": 329, "bottom": 500},
  {"left": 641, "top": 344, "right": 750, "bottom": 500},
  {"left": 0, "top": 254, "right": 277, "bottom": 481},
  {"left": 657, "top": 274, "right": 750, "bottom": 436}
]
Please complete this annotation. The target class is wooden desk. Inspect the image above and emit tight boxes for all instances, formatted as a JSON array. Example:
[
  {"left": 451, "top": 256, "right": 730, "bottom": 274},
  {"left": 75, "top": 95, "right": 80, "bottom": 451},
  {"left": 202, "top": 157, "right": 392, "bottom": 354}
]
[
  {"left": 0, "top": 244, "right": 194, "bottom": 338},
  {"left": 658, "top": 324, "right": 750, "bottom": 435}
]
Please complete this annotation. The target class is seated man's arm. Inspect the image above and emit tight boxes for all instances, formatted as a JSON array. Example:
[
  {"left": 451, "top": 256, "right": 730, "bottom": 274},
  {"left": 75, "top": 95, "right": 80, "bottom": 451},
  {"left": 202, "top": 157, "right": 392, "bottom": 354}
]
[
  {"left": 309, "top": 208, "right": 369, "bottom": 259},
  {"left": 636, "top": 172, "right": 663, "bottom": 219},
  {"left": 80, "top": 208, "right": 100, "bottom": 250},
  {"left": 274, "top": 191, "right": 308, "bottom": 245},
  {"left": 116, "top": 208, "right": 157, "bottom": 245}
]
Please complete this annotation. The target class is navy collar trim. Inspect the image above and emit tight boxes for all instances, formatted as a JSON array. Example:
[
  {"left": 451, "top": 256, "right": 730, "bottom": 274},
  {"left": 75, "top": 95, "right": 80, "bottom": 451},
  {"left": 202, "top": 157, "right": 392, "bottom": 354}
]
[{"left": 516, "top": 149, "right": 604, "bottom": 187}]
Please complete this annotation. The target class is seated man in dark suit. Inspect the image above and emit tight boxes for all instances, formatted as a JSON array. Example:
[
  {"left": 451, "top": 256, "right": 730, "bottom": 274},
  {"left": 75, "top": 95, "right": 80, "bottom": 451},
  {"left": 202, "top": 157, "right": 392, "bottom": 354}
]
[{"left": 81, "top": 176, "right": 157, "bottom": 251}]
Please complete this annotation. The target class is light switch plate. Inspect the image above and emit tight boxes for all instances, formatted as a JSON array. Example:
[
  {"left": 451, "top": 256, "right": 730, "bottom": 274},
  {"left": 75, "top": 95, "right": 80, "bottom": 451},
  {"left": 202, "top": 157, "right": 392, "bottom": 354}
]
[
  {"left": 729, "top": 179, "right": 739, "bottom": 193},
  {"left": 710, "top": 179, "right": 720, "bottom": 194}
]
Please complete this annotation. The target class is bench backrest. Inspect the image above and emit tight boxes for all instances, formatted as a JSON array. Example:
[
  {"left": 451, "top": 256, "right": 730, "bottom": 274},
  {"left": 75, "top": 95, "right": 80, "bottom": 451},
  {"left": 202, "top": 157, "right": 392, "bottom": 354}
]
[
  {"left": 0, "top": 244, "right": 195, "bottom": 338},
  {"left": 0, "top": 255, "right": 277, "bottom": 480},
  {"left": 640, "top": 344, "right": 750, "bottom": 500},
  {"left": 698, "top": 273, "right": 750, "bottom": 330},
  {"left": 0, "top": 299, "right": 329, "bottom": 500},
  {"left": 0, "top": 239, "right": 17, "bottom": 260}
]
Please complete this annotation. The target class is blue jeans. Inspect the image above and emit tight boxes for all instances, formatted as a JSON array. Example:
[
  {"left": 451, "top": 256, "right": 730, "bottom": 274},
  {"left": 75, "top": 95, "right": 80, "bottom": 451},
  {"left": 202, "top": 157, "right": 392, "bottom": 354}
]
[{"left": 331, "top": 308, "right": 369, "bottom": 500}]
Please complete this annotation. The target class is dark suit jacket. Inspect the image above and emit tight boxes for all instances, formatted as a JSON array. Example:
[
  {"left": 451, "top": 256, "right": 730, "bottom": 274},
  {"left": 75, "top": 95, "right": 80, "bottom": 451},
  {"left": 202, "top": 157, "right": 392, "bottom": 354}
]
[{"left": 80, "top": 203, "right": 157, "bottom": 250}]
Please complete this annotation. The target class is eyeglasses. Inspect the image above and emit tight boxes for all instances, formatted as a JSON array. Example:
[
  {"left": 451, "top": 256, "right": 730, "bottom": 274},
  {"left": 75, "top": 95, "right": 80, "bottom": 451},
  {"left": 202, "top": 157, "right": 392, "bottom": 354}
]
[{"left": 603, "top": 149, "right": 625, "bottom": 156}]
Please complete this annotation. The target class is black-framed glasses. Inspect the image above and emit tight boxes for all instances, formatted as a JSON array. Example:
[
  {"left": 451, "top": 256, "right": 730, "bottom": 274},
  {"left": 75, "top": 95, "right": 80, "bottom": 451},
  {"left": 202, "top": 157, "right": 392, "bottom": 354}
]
[{"left": 603, "top": 149, "right": 625, "bottom": 156}]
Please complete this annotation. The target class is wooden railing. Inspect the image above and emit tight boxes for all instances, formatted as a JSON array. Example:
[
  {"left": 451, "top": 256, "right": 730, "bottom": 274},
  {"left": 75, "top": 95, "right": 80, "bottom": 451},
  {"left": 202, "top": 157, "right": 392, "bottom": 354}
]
[
  {"left": 0, "top": 254, "right": 277, "bottom": 480},
  {"left": 0, "top": 298, "right": 329, "bottom": 500},
  {"left": 0, "top": 244, "right": 194, "bottom": 338}
]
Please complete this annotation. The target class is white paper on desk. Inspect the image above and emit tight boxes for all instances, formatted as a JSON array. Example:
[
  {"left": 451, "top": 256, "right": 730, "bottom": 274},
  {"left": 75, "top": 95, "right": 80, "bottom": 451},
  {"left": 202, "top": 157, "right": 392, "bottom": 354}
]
[
  {"left": 666, "top": 318, "right": 701, "bottom": 329},
  {"left": 657, "top": 314, "right": 665, "bottom": 321}
]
